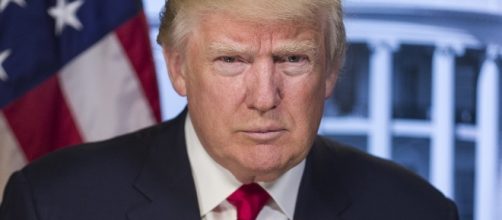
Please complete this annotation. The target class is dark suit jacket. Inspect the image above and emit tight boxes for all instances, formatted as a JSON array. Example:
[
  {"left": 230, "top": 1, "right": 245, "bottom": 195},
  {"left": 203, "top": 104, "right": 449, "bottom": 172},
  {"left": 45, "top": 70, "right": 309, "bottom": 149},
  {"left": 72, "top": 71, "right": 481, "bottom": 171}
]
[{"left": 0, "top": 111, "right": 458, "bottom": 220}]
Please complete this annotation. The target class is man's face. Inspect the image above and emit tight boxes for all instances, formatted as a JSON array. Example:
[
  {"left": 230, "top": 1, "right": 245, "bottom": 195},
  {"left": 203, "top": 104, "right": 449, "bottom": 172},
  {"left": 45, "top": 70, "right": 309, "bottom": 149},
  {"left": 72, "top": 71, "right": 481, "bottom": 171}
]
[{"left": 166, "top": 13, "right": 337, "bottom": 182}]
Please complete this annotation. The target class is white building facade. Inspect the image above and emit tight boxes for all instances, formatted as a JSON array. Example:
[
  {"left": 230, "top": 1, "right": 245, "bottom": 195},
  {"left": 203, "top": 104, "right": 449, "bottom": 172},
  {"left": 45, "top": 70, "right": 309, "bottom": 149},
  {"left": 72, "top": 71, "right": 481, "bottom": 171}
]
[{"left": 321, "top": 1, "right": 501, "bottom": 220}]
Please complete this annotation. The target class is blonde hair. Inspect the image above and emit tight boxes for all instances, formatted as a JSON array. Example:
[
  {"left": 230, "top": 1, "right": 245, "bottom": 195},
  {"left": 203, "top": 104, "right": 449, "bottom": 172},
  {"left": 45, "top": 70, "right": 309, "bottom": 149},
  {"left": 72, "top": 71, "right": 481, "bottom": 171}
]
[{"left": 157, "top": 0, "right": 346, "bottom": 71}]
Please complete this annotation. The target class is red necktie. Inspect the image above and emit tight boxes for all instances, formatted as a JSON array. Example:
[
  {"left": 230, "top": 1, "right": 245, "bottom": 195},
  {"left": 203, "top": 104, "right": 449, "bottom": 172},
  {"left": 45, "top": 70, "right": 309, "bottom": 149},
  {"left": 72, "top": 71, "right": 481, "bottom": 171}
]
[{"left": 227, "top": 183, "right": 271, "bottom": 220}]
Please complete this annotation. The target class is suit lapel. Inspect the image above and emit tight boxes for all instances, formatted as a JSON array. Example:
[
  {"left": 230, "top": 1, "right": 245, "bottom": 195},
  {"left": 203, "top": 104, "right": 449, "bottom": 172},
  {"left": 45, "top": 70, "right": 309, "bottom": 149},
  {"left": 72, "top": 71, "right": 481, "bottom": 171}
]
[
  {"left": 294, "top": 137, "right": 352, "bottom": 220},
  {"left": 127, "top": 110, "right": 200, "bottom": 220}
]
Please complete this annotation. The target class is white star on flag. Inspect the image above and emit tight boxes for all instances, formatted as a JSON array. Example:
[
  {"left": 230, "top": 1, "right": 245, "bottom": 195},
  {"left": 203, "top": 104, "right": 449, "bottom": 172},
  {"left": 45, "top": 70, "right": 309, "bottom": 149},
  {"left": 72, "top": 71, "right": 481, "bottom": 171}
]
[
  {"left": 48, "top": 0, "right": 84, "bottom": 35},
  {"left": 0, "top": 50, "right": 11, "bottom": 81},
  {"left": 0, "top": 0, "right": 26, "bottom": 12}
]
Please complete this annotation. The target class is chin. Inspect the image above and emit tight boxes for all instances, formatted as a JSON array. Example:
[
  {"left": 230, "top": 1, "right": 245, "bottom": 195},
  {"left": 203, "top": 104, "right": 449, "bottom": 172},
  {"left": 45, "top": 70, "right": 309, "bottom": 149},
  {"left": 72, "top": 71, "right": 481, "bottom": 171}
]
[
  {"left": 227, "top": 143, "right": 305, "bottom": 181},
  {"left": 241, "top": 157, "right": 289, "bottom": 178}
]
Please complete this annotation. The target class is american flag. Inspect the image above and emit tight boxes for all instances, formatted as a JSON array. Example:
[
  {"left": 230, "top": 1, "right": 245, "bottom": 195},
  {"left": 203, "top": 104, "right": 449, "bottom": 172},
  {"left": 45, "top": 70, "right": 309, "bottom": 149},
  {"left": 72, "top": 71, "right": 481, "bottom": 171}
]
[{"left": 0, "top": 0, "right": 161, "bottom": 201}]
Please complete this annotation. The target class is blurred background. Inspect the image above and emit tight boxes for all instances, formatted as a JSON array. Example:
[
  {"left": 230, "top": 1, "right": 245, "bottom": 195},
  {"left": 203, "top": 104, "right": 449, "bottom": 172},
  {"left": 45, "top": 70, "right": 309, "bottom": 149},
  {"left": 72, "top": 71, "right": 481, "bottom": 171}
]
[{"left": 143, "top": 0, "right": 502, "bottom": 220}]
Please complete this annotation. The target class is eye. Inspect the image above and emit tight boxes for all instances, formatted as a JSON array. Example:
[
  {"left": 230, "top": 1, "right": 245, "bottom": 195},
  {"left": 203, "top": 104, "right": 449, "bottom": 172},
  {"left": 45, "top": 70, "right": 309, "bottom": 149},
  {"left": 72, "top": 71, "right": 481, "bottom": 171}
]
[
  {"left": 213, "top": 55, "right": 247, "bottom": 76},
  {"left": 276, "top": 54, "right": 312, "bottom": 76},
  {"left": 287, "top": 55, "right": 305, "bottom": 63},
  {"left": 274, "top": 55, "right": 308, "bottom": 63},
  {"left": 219, "top": 56, "right": 237, "bottom": 63}
]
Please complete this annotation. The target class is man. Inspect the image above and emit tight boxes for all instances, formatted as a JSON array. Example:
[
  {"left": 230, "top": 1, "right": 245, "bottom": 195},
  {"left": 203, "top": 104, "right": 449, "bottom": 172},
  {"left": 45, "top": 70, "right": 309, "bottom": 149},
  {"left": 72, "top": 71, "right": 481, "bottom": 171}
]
[{"left": 0, "top": 0, "right": 458, "bottom": 219}]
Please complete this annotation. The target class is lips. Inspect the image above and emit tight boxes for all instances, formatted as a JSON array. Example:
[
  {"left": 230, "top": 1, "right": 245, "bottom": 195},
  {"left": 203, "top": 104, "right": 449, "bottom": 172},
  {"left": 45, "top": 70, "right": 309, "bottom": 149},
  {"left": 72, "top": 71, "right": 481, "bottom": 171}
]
[{"left": 240, "top": 126, "right": 287, "bottom": 141}]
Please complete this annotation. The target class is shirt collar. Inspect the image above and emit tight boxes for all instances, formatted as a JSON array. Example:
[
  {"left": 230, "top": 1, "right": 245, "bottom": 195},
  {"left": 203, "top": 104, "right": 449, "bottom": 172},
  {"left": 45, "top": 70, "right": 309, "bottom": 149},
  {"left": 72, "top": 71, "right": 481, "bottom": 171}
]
[{"left": 185, "top": 115, "right": 305, "bottom": 219}]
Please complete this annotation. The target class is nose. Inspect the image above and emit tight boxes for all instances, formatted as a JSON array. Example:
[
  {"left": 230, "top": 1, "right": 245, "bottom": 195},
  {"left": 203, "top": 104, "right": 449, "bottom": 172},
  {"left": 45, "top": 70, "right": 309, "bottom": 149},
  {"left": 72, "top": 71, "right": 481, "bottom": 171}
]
[{"left": 245, "top": 59, "right": 282, "bottom": 113}]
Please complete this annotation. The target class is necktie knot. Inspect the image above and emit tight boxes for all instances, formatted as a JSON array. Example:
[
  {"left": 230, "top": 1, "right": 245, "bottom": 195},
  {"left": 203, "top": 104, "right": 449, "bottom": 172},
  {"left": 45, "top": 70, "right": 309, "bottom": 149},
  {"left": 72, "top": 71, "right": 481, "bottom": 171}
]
[{"left": 227, "top": 183, "right": 271, "bottom": 220}]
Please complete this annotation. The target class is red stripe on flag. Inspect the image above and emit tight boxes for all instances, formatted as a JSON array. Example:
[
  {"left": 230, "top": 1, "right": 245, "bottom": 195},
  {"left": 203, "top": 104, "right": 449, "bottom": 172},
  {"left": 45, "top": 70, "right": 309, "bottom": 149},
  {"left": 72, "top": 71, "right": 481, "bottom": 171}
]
[
  {"left": 115, "top": 11, "right": 161, "bottom": 122},
  {"left": 3, "top": 75, "right": 83, "bottom": 161}
]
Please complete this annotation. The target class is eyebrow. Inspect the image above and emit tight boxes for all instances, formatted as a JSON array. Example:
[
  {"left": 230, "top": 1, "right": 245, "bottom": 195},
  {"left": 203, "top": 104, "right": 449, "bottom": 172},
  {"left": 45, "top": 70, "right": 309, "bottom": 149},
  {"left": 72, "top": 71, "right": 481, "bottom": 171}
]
[
  {"left": 207, "top": 40, "right": 319, "bottom": 57},
  {"left": 273, "top": 40, "right": 318, "bottom": 55},
  {"left": 208, "top": 41, "right": 250, "bottom": 55}
]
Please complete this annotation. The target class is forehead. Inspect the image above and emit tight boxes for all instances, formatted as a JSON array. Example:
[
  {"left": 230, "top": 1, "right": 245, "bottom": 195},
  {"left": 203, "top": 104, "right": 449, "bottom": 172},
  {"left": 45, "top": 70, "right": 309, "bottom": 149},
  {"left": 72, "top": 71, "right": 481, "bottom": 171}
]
[{"left": 190, "top": 12, "right": 323, "bottom": 49}]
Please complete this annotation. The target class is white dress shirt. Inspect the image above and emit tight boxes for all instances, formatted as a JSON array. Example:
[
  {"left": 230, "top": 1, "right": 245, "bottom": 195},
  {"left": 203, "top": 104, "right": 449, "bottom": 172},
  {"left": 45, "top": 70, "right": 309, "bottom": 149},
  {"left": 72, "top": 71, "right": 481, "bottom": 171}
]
[{"left": 185, "top": 116, "right": 305, "bottom": 220}]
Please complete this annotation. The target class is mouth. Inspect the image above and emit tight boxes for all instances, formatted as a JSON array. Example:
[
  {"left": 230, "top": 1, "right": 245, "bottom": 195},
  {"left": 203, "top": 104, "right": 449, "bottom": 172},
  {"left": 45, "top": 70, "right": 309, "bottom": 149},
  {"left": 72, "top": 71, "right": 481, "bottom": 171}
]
[{"left": 240, "top": 128, "right": 287, "bottom": 141}]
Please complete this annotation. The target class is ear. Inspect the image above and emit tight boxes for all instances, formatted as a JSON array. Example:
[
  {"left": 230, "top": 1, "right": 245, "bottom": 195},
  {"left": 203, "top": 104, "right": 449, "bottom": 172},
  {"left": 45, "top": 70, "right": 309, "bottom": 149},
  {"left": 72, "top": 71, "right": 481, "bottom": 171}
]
[
  {"left": 324, "top": 63, "right": 339, "bottom": 98},
  {"left": 163, "top": 47, "right": 188, "bottom": 96}
]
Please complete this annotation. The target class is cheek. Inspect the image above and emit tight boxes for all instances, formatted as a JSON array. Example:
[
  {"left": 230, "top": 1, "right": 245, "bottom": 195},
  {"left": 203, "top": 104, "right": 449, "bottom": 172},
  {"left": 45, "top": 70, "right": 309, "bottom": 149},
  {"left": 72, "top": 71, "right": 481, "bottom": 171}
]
[
  {"left": 286, "top": 74, "right": 325, "bottom": 107},
  {"left": 187, "top": 72, "right": 246, "bottom": 126},
  {"left": 285, "top": 75, "right": 326, "bottom": 129},
  {"left": 199, "top": 76, "right": 245, "bottom": 107}
]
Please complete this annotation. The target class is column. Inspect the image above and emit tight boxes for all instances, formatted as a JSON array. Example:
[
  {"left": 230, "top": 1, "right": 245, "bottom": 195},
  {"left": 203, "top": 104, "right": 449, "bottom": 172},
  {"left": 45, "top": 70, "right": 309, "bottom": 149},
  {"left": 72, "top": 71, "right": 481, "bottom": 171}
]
[
  {"left": 368, "top": 40, "right": 398, "bottom": 159},
  {"left": 475, "top": 45, "right": 499, "bottom": 220},
  {"left": 430, "top": 45, "right": 459, "bottom": 198}
]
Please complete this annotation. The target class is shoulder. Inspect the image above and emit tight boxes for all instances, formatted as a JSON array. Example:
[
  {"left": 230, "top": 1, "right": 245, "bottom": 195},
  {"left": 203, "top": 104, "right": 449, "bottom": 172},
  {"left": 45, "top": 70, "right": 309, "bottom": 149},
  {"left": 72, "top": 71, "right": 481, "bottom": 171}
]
[
  {"left": 21, "top": 121, "right": 170, "bottom": 184},
  {"left": 20, "top": 111, "right": 183, "bottom": 190},
  {"left": 315, "top": 136, "right": 438, "bottom": 193},
  {"left": 0, "top": 113, "right": 187, "bottom": 219},
  {"left": 316, "top": 137, "right": 427, "bottom": 185},
  {"left": 312, "top": 136, "right": 458, "bottom": 219}
]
